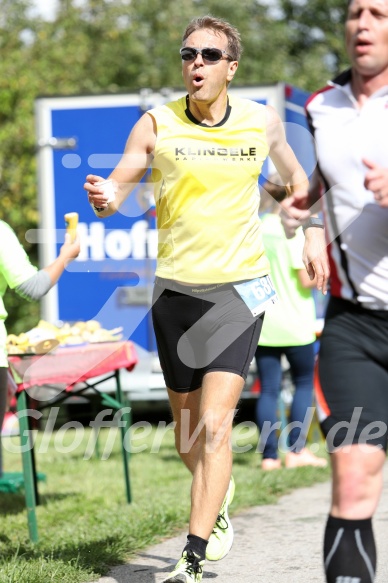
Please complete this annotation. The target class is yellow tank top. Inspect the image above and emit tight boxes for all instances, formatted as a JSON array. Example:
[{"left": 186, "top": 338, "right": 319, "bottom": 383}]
[{"left": 148, "top": 95, "right": 270, "bottom": 284}]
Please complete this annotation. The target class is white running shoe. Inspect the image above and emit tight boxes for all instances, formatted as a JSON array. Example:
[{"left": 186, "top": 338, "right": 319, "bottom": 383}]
[
  {"left": 163, "top": 550, "right": 204, "bottom": 582},
  {"left": 206, "top": 475, "right": 235, "bottom": 561}
]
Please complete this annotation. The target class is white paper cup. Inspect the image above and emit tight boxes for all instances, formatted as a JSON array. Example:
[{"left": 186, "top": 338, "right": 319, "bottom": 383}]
[{"left": 96, "top": 179, "right": 116, "bottom": 203}]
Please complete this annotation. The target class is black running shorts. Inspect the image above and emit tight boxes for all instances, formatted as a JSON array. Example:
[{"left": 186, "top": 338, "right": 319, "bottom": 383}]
[
  {"left": 151, "top": 277, "right": 264, "bottom": 392},
  {"left": 316, "top": 296, "right": 388, "bottom": 451}
]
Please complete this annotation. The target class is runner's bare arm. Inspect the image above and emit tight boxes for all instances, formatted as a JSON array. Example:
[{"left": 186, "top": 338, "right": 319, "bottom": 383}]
[
  {"left": 265, "top": 105, "right": 329, "bottom": 294},
  {"left": 84, "top": 112, "right": 156, "bottom": 217},
  {"left": 265, "top": 105, "right": 309, "bottom": 195}
]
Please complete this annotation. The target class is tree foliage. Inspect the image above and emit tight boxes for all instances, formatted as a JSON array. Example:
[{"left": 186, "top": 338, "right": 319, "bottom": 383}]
[
  {"left": 278, "top": 0, "right": 349, "bottom": 85},
  {"left": 0, "top": 0, "right": 350, "bottom": 333}
]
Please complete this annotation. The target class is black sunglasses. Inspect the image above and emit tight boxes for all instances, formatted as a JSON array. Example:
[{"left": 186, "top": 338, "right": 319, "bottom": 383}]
[{"left": 180, "top": 47, "right": 233, "bottom": 62}]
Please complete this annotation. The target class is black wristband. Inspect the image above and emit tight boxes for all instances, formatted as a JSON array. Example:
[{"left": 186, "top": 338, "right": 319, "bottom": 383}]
[
  {"left": 302, "top": 217, "right": 324, "bottom": 232},
  {"left": 93, "top": 205, "right": 105, "bottom": 213}
]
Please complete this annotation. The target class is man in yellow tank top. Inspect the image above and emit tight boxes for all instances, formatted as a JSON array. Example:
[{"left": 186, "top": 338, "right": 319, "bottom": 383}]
[{"left": 85, "top": 15, "right": 329, "bottom": 583}]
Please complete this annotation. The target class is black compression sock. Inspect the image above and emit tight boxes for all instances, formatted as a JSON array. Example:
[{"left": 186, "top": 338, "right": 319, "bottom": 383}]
[
  {"left": 324, "top": 515, "right": 376, "bottom": 583},
  {"left": 183, "top": 534, "right": 208, "bottom": 561}
]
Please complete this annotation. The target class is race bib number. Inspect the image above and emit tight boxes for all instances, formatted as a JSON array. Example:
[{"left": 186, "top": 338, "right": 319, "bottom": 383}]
[{"left": 233, "top": 275, "right": 278, "bottom": 317}]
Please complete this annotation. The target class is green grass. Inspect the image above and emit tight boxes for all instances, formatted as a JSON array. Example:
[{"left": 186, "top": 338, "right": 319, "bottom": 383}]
[{"left": 0, "top": 419, "right": 330, "bottom": 583}]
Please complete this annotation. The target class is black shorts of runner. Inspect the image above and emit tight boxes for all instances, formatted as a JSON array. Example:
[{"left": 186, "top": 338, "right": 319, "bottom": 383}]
[
  {"left": 316, "top": 296, "right": 388, "bottom": 452},
  {"left": 151, "top": 277, "right": 264, "bottom": 392}
]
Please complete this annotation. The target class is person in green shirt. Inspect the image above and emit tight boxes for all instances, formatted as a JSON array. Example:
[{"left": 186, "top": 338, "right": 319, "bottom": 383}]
[
  {"left": 0, "top": 219, "right": 80, "bottom": 473},
  {"left": 255, "top": 175, "right": 327, "bottom": 471}
]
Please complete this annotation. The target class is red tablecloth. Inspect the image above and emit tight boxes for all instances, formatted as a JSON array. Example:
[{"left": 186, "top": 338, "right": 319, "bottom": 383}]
[{"left": 8, "top": 341, "right": 138, "bottom": 391}]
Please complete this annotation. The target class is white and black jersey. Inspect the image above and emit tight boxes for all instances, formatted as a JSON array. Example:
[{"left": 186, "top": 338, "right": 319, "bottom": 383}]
[{"left": 306, "top": 69, "right": 388, "bottom": 310}]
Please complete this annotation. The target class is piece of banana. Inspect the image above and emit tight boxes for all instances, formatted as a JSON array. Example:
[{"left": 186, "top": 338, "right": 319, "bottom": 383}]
[{"left": 85, "top": 320, "right": 101, "bottom": 332}]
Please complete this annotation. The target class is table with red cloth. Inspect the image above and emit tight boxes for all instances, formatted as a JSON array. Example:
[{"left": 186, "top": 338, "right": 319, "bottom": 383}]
[{"left": 8, "top": 341, "right": 138, "bottom": 542}]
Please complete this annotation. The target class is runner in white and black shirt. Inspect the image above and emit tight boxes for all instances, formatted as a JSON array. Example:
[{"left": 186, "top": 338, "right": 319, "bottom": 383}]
[{"left": 282, "top": 1, "right": 388, "bottom": 581}]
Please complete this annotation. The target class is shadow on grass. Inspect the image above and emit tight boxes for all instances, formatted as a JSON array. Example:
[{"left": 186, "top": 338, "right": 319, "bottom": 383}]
[
  {"left": 0, "top": 493, "right": 27, "bottom": 515},
  {"left": 0, "top": 536, "right": 128, "bottom": 570},
  {"left": 39, "top": 491, "right": 78, "bottom": 504},
  {"left": 0, "top": 491, "right": 77, "bottom": 515},
  {"left": 52, "top": 538, "right": 129, "bottom": 572}
]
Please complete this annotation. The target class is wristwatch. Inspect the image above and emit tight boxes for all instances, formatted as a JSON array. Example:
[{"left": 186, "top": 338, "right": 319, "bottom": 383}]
[
  {"left": 92, "top": 204, "right": 105, "bottom": 213},
  {"left": 302, "top": 217, "right": 324, "bottom": 232}
]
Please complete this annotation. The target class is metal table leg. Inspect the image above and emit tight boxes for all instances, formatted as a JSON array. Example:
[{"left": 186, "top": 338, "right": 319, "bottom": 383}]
[
  {"left": 98, "top": 374, "right": 132, "bottom": 503},
  {"left": 17, "top": 390, "right": 39, "bottom": 543},
  {"left": 114, "top": 370, "right": 131, "bottom": 503}
]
